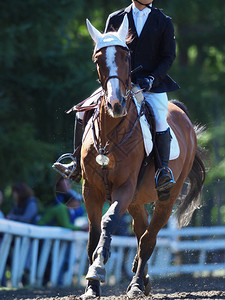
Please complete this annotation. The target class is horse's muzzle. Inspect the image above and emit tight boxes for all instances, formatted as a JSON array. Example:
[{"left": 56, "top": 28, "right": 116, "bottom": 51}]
[{"left": 107, "top": 97, "right": 127, "bottom": 118}]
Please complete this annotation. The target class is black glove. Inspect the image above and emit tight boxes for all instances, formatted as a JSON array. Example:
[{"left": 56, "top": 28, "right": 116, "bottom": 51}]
[{"left": 137, "top": 76, "right": 154, "bottom": 92}]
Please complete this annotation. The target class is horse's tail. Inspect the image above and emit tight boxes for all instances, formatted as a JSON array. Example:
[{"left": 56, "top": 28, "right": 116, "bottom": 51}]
[{"left": 170, "top": 100, "right": 206, "bottom": 228}]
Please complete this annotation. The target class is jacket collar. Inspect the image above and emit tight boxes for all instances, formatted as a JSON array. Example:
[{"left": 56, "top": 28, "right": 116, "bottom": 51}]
[
  {"left": 124, "top": 4, "right": 133, "bottom": 14},
  {"left": 125, "top": 4, "right": 156, "bottom": 41}
]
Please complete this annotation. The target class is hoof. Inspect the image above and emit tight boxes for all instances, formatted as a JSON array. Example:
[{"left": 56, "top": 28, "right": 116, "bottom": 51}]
[
  {"left": 127, "top": 284, "right": 145, "bottom": 299},
  {"left": 80, "top": 280, "right": 101, "bottom": 299},
  {"left": 143, "top": 274, "right": 151, "bottom": 296},
  {"left": 86, "top": 264, "right": 106, "bottom": 283},
  {"left": 127, "top": 275, "right": 152, "bottom": 299},
  {"left": 80, "top": 292, "right": 99, "bottom": 300},
  {"left": 80, "top": 293, "right": 99, "bottom": 300}
]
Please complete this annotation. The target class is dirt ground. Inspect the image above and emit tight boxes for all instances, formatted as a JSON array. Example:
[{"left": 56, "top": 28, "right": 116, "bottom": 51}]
[{"left": 0, "top": 275, "right": 225, "bottom": 300}]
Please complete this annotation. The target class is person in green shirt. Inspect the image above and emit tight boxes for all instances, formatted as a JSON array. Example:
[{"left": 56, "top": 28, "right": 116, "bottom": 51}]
[{"left": 38, "top": 200, "right": 81, "bottom": 231}]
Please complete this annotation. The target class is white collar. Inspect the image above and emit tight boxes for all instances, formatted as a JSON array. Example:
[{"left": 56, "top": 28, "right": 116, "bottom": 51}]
[{"left": 132, "top": 3, "right": 152, "bottom": 16}]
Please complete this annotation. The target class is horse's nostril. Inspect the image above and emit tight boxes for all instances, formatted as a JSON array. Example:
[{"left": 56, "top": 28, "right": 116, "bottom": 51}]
[
  {"left": 114, "top": 103, "right": 122, "bottom": 115},
  {"left": 108, "top": 102, "right": 112, "bottom": 109}
]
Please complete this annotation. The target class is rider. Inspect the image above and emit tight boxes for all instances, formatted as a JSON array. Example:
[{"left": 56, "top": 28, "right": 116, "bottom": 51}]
[{"left": 53, "top": 0, "right": 180, "bottom": 197}]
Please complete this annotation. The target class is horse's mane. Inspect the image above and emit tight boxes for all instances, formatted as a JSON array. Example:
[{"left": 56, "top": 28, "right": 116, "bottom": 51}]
[{"left": 126, "top": 28, "right": 136, "bottom": 44}]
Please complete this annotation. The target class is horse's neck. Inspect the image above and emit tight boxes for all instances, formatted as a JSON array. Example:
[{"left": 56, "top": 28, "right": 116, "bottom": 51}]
[{"left": 99, "top": 101, "right": 120, "bottom": 146}]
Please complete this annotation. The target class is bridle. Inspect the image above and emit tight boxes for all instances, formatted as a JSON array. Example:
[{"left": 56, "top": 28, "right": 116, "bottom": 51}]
[
  {"left": 103, "top": 75, "right": 131, "bottom": 102},
  {"left": 65, "top": 44, "right": 144, "bottom": 201},
  {"left": 94, "top": 46, "right": 132, "bottom": 103},
  {"left": 91, "top": 46, "right": 145, "bottom": 161}
]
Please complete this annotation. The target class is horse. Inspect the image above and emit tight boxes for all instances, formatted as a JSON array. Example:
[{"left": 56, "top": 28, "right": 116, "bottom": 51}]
[{"left": 79, "top": 16, "right": 206, "bottom": 299}]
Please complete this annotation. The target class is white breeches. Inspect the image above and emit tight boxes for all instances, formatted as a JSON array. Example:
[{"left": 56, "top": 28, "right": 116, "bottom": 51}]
[{"left": 143, "top": 92, "right": 169, "bottom": 132}]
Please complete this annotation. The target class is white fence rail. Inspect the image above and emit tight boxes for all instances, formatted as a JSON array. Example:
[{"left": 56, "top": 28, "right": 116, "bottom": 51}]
[{"left": 0, "top": 219, "right": 225, "bottom": 287}]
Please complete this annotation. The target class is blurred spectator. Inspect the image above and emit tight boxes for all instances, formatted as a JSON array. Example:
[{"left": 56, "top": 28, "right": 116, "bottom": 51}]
[
  {"left": 54, "top": 177, "right": 84, "bottom": 225},
  {"left": 38, "top": 198, "right": 82, "bottom": 230},
  {"left": 0, "top": 190, "right": 4, "bottom": 219},
  {"left": 64, "top": 179, "right": 83, "bottom": 202},
  {"left": 38, "top": 177, "right": 84, "bottom": 286},
  {"left": 38, "top": 177, "right": 84, "bottom": 230},
  {"left": 7, "top": 183, "right": 38, "bottom": 224}
]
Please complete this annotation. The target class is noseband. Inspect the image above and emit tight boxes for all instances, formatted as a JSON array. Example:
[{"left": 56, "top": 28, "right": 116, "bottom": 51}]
[{"left": 103, "top": 75, "right": 131, "bottom": 101}]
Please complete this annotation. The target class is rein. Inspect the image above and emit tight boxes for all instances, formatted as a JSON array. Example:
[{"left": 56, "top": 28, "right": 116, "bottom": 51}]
[
  {"left": 66, "top": 66, "right": 143, "bottom": 114},
  {"left": 92, "top": 95, "right": 144, "bottom": 157},
  {"left": 66, "top": 89, "right": 102, "bottom": 114},
  {"left": 103, "top": 75, "right": 129, "bottom": 94},
  {"left": 66, "top": 42, "right": 144, "bottom": 201},
  {"left": 92, "top": 65, "right": 145, "bottom": 159}
]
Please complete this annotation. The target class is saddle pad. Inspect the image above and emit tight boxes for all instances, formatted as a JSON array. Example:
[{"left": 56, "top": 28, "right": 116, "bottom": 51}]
[{"left": 132, "top": 95, "right": 180, "bottom": 160}]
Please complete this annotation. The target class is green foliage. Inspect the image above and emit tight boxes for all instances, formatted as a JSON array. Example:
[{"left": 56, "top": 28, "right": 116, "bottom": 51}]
[
  {"left": 199, "top": 123, "right": 225, "bottom": 184},
  {"left": 0, "top": 0, "right": 224, "bottom": 225}
]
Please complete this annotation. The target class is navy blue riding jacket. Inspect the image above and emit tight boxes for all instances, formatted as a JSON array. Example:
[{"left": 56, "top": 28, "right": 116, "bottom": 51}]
[{"left": 105, "top": 5, "right": 180, "bottom": 93}]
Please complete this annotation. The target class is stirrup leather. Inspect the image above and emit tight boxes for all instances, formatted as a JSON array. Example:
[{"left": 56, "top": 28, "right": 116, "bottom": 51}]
[
  {"left": 52, "top": 153, "right": 76, "bottom": 179},
  {"left": 155, "top": 166, "right": 175, "bottom": 187}
]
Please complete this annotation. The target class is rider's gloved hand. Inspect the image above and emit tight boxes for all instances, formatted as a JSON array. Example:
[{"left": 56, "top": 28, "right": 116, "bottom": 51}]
[{"left": 137, "top": 76, "right": 154, "bottom": 92}]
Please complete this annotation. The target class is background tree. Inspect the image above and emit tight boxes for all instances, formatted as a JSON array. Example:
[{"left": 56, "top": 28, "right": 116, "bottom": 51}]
[{"left": 0, "top": 0, "right": 224, "bottom": 224}]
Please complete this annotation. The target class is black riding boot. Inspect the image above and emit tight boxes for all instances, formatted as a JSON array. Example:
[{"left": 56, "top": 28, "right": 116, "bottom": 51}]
[
  {"left": 155, "top": 128, "right": 176, "bottom": 200},
  {"left": 52, "top": 117, "right": 83, "bottom": 182}
]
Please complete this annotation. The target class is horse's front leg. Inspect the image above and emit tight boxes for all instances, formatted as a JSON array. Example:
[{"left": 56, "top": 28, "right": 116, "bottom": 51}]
[
  {"left": 86, "top": 181, "right": 135, "bottom": 284},
  {"left": 86, "top": 200, "right": 121, "bottom": 283},
  {"left": 81, "top": 182, "right": 104, "bottom": 299}
]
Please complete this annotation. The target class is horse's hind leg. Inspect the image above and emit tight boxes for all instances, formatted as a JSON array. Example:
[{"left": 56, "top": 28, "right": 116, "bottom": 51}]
[
  {"left": 127, "top": 199, "right": 175, "bottom": 299},
  {"left": 128, "top": 204, "right": 151, "bottom": 295}
]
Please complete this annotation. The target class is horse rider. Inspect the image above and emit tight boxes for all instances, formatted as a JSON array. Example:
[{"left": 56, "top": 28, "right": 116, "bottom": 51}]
[{"left": 53, "top": 0, "right": 180, "bottom": 197}]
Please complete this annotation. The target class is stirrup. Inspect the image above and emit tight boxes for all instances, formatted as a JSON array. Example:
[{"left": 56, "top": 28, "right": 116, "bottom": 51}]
[
  {"left": 52, "top": 153, "right": 76, "bottom": 179},
  {"left": 155, "top": 166, "right": 175, "bottom": 187}
]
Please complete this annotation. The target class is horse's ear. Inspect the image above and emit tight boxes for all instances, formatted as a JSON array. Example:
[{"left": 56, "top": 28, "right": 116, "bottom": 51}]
[
  {"left": 86, "top": 19, "right": 102, "bottom": 43},
  {"left": 117, "top": 15, "right": 129, "bottom": 43}
]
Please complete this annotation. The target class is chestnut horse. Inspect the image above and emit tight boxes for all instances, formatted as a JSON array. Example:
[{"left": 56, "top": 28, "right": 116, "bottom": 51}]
[{"left": 80, "top": 16, "right": 205, "bottom": 299}]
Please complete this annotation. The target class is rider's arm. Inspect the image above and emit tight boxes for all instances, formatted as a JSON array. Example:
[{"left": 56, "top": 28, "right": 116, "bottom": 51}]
[{"left": 150, "top": 17, "right": 176, "bottom": 87}]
